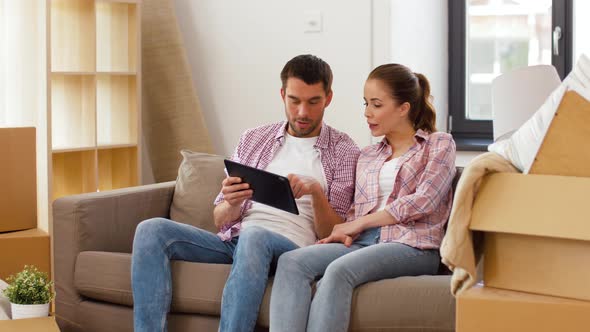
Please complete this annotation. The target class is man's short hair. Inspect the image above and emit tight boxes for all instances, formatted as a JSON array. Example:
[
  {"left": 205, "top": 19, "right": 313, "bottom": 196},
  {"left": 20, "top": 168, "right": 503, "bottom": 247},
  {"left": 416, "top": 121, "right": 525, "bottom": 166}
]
[{"left": 280, "top": 54, "right": 333, "bottom": 94}]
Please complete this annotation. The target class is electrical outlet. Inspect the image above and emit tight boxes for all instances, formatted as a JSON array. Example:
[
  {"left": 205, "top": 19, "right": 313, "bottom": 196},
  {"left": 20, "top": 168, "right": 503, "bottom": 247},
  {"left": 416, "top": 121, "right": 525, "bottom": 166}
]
[{"left": 303, "top": 10, "right": 322, "bottom": 33}]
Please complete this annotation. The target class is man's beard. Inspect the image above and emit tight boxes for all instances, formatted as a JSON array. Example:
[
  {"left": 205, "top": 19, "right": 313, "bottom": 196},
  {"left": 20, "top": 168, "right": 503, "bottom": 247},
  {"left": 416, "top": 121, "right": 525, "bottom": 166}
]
[{"left": 288, "top": 118, "right": 319, "bottom": 137}]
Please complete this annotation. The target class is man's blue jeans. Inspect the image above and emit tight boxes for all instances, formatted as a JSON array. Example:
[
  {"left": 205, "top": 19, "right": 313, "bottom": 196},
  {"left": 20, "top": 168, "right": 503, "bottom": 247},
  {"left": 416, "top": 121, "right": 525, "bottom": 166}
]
[
  {"left": 131, "top": 217, "right": 299, "bottom": 332},
  {"left": 269, "top": 227, "right": 440, "bottom": 332}
]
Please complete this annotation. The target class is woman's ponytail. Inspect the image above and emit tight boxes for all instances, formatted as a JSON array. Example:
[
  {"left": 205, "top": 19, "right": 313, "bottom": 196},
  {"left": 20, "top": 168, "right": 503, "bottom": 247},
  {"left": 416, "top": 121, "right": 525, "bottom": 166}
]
[{"left": 413, "top": 73, "right": 437, "bottom": 133}]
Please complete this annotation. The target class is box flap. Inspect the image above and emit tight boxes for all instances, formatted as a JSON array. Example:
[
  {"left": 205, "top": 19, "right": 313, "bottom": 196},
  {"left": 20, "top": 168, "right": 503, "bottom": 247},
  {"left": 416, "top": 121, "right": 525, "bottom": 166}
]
[
  {"left": 459, "top": 285, "right": 590, "bottom": 305},
  {"left": 530, "top": 91, "right": 590, "bottom": 177},
  {"left": 470, "top": 173, "right": 590, "bottom": 241}
]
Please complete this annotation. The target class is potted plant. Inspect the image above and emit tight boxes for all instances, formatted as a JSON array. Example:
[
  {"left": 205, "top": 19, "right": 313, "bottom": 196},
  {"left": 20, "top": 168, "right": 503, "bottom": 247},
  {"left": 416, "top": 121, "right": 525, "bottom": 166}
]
[{"left": 2, "top": 265, "right": 55, "bottom": 319}]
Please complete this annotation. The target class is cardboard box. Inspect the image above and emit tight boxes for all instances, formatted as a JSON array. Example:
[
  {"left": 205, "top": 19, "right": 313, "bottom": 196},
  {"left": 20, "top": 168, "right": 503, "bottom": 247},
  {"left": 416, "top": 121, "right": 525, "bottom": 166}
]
[
  {"left": 0, "top": 229, "right": 50, "bottom": 280},
  {"left": 470, "top": 173, "right": 590, "bottom": 301},
  {"left": 457, "top": 285, "right": 590, "bottom": 332},
  {"left": 0, "top": 127, "right": 37, "bottom": 232},
  {"left": 530, "top": 91, "right": 590, "bottom": 177},
  {"left": 0, "top": 317, "right": 60, "bottom": 332}
]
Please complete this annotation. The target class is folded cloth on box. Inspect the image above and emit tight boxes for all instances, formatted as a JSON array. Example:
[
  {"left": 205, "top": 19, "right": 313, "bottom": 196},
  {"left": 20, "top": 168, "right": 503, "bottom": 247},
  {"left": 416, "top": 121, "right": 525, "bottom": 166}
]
[
  {"left": 488, "top": 53, "right": 590, "bottom": 173},
  {"left": 440, "top": 152, "right": 519, "bottom": 295}
]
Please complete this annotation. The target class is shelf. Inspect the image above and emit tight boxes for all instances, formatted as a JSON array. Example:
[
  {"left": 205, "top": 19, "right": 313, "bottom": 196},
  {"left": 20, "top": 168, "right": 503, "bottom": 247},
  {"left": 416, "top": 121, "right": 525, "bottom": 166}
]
[
  {"left": 96, "top": 0, "right": 140, "bottom": 3},
  {"left": 52, "top": 150, "right": 97, "bottom": 200},
  {"left": 98, "top": 147, "right": 138, "bottom": 191},
  {"left": 96, "top": 2, "right": 138, "bottom": 72},
  {"left": 51, "top": 71, "right": 96, "bottom": 76},
  {"left": 97, "top": 143, "right": 137, "bottom": 150},
  {"left": 51, "top": 0, "right": 96, "bottom": 72},
  {"left": 96, "top": 71, "right": 136, "bottom": 75},
  {"left": 47, "top": 0, "right": 141, "bottom": 215},
  {"left": 51, "top": 74, "right": 96, "bottom": 151},
  {"left": 52, "top": 146, "right": 97, "bottom": 153},
  {"left": 96, "top": 74, "right": 138, "bottom": 146}
]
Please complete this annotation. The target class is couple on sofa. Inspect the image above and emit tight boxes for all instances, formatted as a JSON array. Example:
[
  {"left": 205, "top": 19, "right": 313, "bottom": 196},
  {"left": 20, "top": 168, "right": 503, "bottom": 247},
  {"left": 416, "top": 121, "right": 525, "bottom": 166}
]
[{"left": 131, "top": 54, "right": 456, "bottom": 332}]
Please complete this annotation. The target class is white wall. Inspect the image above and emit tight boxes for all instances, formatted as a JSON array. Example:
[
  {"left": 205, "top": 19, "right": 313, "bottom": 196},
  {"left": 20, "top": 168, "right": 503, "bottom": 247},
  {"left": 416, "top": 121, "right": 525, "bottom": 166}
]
[
  {"left": 387, "top": 0, "right": 480, "bottom": 165},
  {"left": 173, "top": 0, "right": 481, "bottom": 165},
  {"left": 0, "top": 0, "right": 46, "bottom": 127},
  {"left": 0, "top": 0, "right": 50, "bottom": 231},
  {"left": 174, "top": 0, "right": 373, "bottom": 157},
  {"left": 389, "top": 0, "right": 449, "bottom": 133}
]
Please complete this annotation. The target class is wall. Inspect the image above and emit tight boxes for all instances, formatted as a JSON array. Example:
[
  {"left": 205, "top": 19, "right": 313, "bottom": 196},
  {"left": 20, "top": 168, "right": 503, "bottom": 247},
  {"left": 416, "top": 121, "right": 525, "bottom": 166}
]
[
  {"left": 173, "top": 0, "right": 373, "bottom": 157},
  {"left": 387, "top": 0, "right": 479, "bottom": 166},
  {"left": 175, "top": 0, "right": 590, "bottom": 166},
  {"left": 389, "top": 0, "right": 449, "bottom": 133},
  {"left": 173, "top": 0, "right": 481, "bottom": 167},
  {"left": 0, "top": 0, "right": 50, "bottom": 231}
]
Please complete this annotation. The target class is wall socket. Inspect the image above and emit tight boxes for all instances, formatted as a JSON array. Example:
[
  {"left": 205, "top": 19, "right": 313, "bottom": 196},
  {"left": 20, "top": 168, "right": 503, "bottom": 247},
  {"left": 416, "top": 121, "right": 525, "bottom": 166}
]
[{"left": 303, "top": 10, "right": 322, "bottom": 33}]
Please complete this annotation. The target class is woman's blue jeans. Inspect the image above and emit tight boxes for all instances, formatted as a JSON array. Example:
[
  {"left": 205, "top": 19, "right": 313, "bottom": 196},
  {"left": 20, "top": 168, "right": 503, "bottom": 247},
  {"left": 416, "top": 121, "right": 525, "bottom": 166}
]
[{"left": 269, "top": 228, "right": 440, "bottom": 332}]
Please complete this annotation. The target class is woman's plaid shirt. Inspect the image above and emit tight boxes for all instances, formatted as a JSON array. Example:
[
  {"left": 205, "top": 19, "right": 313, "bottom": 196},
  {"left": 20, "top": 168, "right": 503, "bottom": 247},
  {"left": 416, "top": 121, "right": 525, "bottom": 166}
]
[{"left": 350, "top": 130, "right": 456, "bottom": 249}]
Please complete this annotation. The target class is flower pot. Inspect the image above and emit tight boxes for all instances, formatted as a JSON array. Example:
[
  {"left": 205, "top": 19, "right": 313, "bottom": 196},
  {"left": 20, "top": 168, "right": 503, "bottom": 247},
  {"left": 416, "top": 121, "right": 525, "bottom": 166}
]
[{"left": 10, "top": 302, "right": 49, "bottom": 319}]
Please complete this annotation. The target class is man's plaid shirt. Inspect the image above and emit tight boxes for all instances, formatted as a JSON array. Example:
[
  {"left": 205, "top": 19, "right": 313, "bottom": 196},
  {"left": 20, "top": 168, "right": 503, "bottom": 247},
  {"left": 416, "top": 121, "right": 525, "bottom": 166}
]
[{"left": 214, "top": 121, "right": 360, "bottom": 241}]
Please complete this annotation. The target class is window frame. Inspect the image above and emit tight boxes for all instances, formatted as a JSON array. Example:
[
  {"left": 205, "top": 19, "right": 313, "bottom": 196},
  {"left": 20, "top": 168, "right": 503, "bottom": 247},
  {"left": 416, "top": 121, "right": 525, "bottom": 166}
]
[{"left": 448, "top": 0, "right": 573, "bottom": 151}]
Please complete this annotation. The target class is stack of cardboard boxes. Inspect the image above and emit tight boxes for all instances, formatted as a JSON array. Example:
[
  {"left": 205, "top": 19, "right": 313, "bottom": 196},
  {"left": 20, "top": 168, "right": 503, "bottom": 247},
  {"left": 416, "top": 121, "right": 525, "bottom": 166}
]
[
  {"left": 456, "top": 91, "right": 590, "bottom": 331},
  {"left": 0, "top": 127, "right": 50, "bottom": 281}
]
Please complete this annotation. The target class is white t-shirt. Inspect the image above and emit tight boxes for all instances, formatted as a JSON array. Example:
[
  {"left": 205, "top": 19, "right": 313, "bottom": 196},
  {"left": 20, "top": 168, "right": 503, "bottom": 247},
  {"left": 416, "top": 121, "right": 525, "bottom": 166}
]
[
  {"left": 241, "top": 133, "right": 327, "bottom": 247},
  {"left": 374, "top": 157, "right": 399, "bottom": 212}
]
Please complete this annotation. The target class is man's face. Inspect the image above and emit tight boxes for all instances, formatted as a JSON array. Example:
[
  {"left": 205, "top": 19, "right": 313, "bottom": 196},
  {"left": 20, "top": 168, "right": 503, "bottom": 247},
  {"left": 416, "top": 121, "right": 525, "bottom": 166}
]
[{"left": 281, "top": 77, "right": 333, "bottom": 138}]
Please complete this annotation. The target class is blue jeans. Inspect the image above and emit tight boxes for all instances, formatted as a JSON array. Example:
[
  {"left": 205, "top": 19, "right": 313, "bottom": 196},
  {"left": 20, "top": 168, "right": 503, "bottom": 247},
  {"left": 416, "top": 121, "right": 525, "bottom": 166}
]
[
  {"left": 131, "top": 217, "right": 299, "bottom": 332},
  {"left": 269, "top": 227, "right": 440, "bottom": 332}
]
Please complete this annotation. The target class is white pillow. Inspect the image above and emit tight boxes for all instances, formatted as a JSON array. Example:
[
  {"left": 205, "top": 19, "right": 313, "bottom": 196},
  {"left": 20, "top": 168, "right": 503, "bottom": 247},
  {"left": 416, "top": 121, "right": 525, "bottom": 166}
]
[{"left": 489, "top": 54, "right": 590, "bottom": 173}]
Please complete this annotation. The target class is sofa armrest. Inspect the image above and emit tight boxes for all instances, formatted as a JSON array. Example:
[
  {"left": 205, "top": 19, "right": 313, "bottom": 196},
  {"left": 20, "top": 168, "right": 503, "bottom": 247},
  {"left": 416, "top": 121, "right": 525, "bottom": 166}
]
[
  {"left": 53, "top": 181, "right": 175, "bottom": 331},
  {"left": 54, "top": 181, "right": 175, "bottom": 254}
]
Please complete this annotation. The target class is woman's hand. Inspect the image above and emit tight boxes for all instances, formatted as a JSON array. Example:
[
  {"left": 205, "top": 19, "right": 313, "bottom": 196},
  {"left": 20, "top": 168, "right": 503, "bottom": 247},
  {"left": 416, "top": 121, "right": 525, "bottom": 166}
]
[{"left": 318, "top": 220, "right": 364, "bottom": 247}]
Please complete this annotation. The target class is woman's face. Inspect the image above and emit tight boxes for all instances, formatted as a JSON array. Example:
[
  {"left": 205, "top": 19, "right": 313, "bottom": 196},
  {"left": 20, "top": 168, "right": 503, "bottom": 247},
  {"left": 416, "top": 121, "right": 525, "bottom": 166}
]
[{"left": 363, "top": 79, "right": 410, "bottom": 137}]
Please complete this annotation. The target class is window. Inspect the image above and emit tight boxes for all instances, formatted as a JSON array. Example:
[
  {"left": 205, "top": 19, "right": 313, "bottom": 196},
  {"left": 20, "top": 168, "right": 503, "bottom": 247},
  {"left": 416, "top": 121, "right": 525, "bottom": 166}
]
[{"left": 448, "top": 0, "right": 573, "bottom": 150}]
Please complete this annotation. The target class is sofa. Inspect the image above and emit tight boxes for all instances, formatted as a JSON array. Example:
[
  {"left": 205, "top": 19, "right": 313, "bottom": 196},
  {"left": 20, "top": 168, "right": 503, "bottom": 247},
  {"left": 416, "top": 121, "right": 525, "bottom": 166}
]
[{"left": 54, "top": 151, "right": 461, "bottom": 332}]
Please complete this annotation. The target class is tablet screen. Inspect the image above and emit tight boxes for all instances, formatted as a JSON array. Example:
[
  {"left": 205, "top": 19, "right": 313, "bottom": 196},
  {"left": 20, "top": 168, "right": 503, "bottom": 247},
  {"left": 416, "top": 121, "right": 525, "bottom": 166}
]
[{"left": 223, "top": 159, "right": 299, "bottom": 215}]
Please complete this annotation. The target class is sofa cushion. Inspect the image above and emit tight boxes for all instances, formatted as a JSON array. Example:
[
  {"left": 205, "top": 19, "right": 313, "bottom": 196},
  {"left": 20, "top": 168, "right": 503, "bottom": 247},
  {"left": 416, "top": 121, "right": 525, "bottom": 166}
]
[
  {"left": 74, "top": 251, "right": 272, "bottom": 324},
  {"left": 77, "top": 300, "right": 221, "bottom": 332},
  {"left": 349, "top": 276, "right": 455, "bottom": 332},
  {"left": 74, "top": 251, "right": 454, "bottom": 330},
  {"left": 169, "top": 150, "right": 225, "bottom": 233}
]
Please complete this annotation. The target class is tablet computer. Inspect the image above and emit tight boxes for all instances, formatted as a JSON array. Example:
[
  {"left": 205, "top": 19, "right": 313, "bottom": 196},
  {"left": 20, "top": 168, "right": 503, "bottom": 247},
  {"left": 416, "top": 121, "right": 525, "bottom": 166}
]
[{"left": 224, "top": 159, "right": 299, "bottom": 215}]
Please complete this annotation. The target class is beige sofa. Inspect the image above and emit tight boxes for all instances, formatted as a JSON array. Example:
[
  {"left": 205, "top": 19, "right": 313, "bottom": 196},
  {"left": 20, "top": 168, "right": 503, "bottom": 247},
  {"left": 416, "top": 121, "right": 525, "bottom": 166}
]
[{"left": 54, "top": 157, "right": 460, "bottom": 332}]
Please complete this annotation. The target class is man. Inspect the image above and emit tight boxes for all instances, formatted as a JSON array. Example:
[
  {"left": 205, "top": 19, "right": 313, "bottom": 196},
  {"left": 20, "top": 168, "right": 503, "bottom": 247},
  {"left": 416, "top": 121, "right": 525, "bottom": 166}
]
[{"left": 131, "top": 54, "right": 360, "bottom": 332}]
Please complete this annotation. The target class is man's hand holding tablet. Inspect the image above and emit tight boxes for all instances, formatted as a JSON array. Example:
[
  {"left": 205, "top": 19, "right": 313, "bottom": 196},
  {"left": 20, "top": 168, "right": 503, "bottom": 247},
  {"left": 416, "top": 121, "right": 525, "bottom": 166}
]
[
  {"left": 224, "top": 160, "right": 300, "bottom": 215},
  {"left": 221, "top": 176, "right": 253, "bottom": 207}
]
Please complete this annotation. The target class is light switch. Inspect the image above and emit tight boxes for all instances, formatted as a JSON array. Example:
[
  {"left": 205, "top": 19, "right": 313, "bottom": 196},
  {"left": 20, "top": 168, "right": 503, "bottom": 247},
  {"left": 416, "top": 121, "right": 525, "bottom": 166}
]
[{"left": 303, "top": 10, "right": 322, "bottom": 33}]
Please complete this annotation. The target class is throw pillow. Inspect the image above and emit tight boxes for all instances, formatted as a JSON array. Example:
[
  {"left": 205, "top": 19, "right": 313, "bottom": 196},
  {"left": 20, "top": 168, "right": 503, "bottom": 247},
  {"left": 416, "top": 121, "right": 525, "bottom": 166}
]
[
  {"left": 169, "top": 150, "right": 226, "bottom": 234},
  {"left": 488, "top": 53, "right": 590, "bottom": 173}
]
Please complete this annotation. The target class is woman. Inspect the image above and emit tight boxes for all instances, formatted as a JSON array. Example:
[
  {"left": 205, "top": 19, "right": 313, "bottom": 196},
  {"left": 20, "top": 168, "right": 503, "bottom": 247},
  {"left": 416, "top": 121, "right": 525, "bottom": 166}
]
[{"left": 269, "top": 63, "right": 456, "bottom": 332}]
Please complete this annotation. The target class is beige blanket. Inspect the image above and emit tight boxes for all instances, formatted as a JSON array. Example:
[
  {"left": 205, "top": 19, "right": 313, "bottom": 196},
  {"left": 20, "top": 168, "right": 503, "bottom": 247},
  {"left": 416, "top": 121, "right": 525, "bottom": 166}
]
[{"left": 440, "top": 152, "right": 519, "bottom": 295}]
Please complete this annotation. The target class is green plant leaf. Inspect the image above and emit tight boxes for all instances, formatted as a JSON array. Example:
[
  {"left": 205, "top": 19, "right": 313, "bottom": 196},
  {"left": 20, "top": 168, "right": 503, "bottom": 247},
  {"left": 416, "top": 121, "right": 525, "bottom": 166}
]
[{"left": 2, "top": 265, "right": 54, "bottom": 305}]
